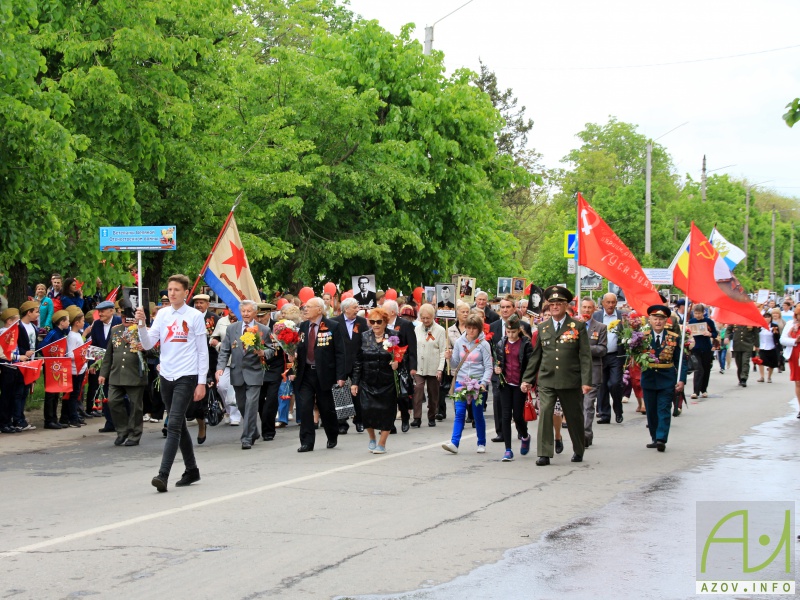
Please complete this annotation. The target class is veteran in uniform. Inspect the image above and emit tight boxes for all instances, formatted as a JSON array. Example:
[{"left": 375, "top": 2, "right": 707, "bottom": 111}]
[
  {"left": 99, "top": 322, "right": 149, "bottom": 446},
  {"left": 727, "top": 324, "right": 760, "bottom": 387},
  {"left": 521, "top": 286, "right": 593, "bottom": 466},
  {"left": 640, "top": 305, "right": 688, "bottom": 452}
]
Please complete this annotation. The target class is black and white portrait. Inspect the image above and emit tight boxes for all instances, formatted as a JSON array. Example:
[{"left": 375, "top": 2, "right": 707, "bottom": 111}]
[
  {"left": 122, "top": 287, "right": 149, "bottom": 323},
  {"left": 424, "top": 286, "right": 436, "bottom": 304},
  {"left": 512, "top": 277, "right": 526, "bottom": 298},
  {"left": 579, "top": 267, "right": 603, "bottom": 291},
  {"left": 435, "top": 283, "right": 456, "bottom": 319},
  {"left": 351, "top": 274, "right": 377, "bottom": 309},
  {"left": 497, "top": 277, "right": 512, "bottom": 296},
  {"left": 608, "top": 282, "right": 626, "bottom": 303},
  {"left": 527, "top": 285, "right": 544, "bottom": 315}
]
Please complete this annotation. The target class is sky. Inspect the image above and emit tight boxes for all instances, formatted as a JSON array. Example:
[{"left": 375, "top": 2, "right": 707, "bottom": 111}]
[{"left": 345, "top": 0, "right": 800, "bottom": 197}]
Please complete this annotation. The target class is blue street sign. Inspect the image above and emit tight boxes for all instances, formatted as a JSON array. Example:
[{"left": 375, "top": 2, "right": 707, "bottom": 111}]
[
  {"left": 564, "top": 231, "right": 577, "bottom": 258},
  {"left": 99, "top": 226, "right": 177, "bottom": 251}
]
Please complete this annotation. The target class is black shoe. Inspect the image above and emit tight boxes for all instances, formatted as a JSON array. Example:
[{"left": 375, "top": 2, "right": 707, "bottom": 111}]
[
  {"left": 90, "top": 410, "right": 104, "bottom": 418},
  {"left": 428, "top": 420, "right": 436, "bottom": 427},
  {"left": 59, "top": 419, "right": 69, "bottom": 426},
  {"left": 410, "top": 418, "right": 422, "bottom": 428},
  {"left": 44, "top": 422, "right": 62, "bottom": 430},
  {"left": 465, "top": 417, "right": 473, "bottom": 424},
  {"left": 656, "top": 440, "right": 666, "bottom": 452},
  {"left": 491, "top": 435, "right": 504, "bottom": 443},
  {"left": 646, "top": 441, "right": 658, "bottom": 448},
  {"left": 162, "top": 427, "right": 168, "bottom": 438},
  {"left": 0, "top": 425, "right": 17, "bottom": 434},
  {"left": 262, "top": 434, "right": 275, "bottom": 441},
  {"left": 175, "top": 468, "right": 200, "bottom": 487},
  {"left": 571, "top": 453, "right": 583, "bottom": 462},
  {"left": 314, "top": 422, "right": 320, "bottom": 429},
  {"left": 123, "top": 439, "right": 139, "bottom": 446},
  {"left": 355, "top": 423, "right": 365, "bottom": 433},
  {"left": 114, "top": 434, "right": 128, "bottom": 446},
  {"left": 672, "top": 406, "right": 682, "bottom": 417},
  {"left": 338, "top": 425, "right": 349, "bottom": 434},
  {"left": 151, "top": 474, "right": 168, "bottom": 493},
  {"left": 241, "top": 442, "right": 252, "bottom": 450},
  {"left": 326, "top": 440, "right": 337, "bottom": 449},
  {"left": 597, "top": 418, "right": 611, "bottom": 424},
  {"left": 739, "top": 381, "right": 747, "bottom": 388},
  {"left": 555, "top": 438, "right": 564, "bottom": 454},
  {"left": 297, "top": 444, "right": 313, "bottom": 452},
  {"left": 536, "top": 456, "right": 550, "bottom": 466},
  {"left": 197, "top": 434, "right": 206, "bottom": 445},
  {"left": 99, "top": 426, "right": 115, "bottom": 433},
  {"left": 401, "top": 421, "right": 410, "bottom": 433},
  {"left": 390, "top": 425, "right": 397, "bottom": 434},
  {"left": 435, "top": 413, "right": 444, "bottom": 421},
  {"left": 78, "top": 409, "right": 91, "bottom": 419},
  {"left": 615, "top": 414, "right": 623, "bottom": 424},
  {"left": 584, "top": 436, "right": 592, "bottom": 448}
]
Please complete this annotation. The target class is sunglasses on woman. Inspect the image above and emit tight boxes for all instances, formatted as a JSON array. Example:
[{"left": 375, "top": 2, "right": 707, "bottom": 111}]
[{"left": 368, "top": 319, "right": 383, "bottom": 325}]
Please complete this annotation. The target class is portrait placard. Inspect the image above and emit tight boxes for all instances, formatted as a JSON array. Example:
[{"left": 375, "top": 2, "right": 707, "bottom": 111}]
[
  {"left": 457, "top": 276, "right": 476, "bottom": 305},
  {"left": 122, "top": 287, "right": 150, "bottom": 324},
  {"left": 351, "top": 275, "right": 377, "bottom": 309},
  {"left": 512, "top": 277, "right": 526, "bottom": 299},
  {"left": 435, "top": 283, "right": 456, "bottom": 319},
  {"left": 497, "top": 277, "right": 513, "bottom": 297}
]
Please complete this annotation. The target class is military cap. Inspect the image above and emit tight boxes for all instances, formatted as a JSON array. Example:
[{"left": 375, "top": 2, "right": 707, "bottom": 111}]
[
  {"left": 19, "top": 301, "right": 38, "bottom": 314},
  {"left": 506, "top": 313, "right": 522, "bottom": 330},
  {"left": 51, "top": 310, "right": 69, "bottom": 324},
  {"left": 543, "top": 285, "right": 573, "bottom": 304},
  {"left": 647, "top": 305, "right": 671, "bottom": 318},
  {"left": 1, "top": 308, "right": 19, "bottom": 322}
]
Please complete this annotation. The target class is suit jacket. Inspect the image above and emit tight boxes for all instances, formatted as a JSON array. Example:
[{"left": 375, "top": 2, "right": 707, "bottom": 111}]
[
  {"left": 592, "top": 308, "right": 624, "bottom": 362},
  {"left": 640, "top": 330, "right": 688, "bottom": 390},
  {"left": 99, "top": 324, "right": 148, "bottom": 386},
  {"left": 484, "top": 306, "right": 501, "bottom": 324},
  {"left": 389, "top": 317, "right": 418, "bottom": 372},
  {"left": 294, "top": 317, "right": 347, "bottom": 389},
  {"left": 523, "top": 315, "right": 592, "bottom": 389},
  {"left": 334, "top": 314, "right": 368, "bottom": 377},
  {"left": 584, "top": 318, "right": 608, "bottom": 385},
  {"left": 90, "top": 316, "right": 123, "bottom": 350},
  {"left": 216, "top": 321, "right": 274, "bottom": 387},
  {"left": 353, "top": 291, "right": 377, "bottom": 308}
]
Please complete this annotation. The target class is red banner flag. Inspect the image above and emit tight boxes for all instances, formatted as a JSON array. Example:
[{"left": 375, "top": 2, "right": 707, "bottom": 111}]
[
  {"left": 72, "top": 340, "right": 92, "bottom": 374},
  {"left": 44, "top": 357, "right": 73, "bottom": 393},
  {"left": 577, "top": 193, "right": 662, "bottom": 314},
  {"left": 18, "top": 359, "right": 43, "bottom": 385},
  {"left": 685, "top": 223, "right": 767, "bottom": 329},
  {"left": 39, "top": 337, "right": 67, "bottom": 358},
  {"left": 0, "top": 325, "right": 18, "bottom": 359}
]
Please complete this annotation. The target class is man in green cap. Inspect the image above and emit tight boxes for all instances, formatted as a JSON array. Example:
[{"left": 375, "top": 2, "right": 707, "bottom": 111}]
[{"left": 521, "top": 286, "right": 592, "bottom": 465}]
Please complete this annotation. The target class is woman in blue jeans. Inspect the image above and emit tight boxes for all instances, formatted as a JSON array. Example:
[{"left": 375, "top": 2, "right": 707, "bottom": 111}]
[{"left": 442, "top": 314, "right": 492, "bottom": 455}]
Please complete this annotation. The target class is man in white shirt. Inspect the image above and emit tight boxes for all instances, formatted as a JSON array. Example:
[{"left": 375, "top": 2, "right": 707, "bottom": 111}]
[
  {"left": 592, "top": 293, "right": 625, "bottom": 424},
  {"left": 136, "top": 274, "right": 208, "bottom": 493}
]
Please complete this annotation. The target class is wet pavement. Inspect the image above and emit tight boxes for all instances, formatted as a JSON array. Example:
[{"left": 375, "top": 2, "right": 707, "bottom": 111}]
[{"left": 352, "top": 401, "right": 800, "bottom": 600}]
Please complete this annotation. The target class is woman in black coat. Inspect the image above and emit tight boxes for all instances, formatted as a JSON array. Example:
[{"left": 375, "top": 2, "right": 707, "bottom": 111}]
[{"left": 351, "top": 307, "right": 399, "bottom": 454}]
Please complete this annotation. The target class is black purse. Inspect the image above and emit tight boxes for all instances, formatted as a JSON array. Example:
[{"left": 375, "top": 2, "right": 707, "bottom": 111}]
[{"left": 205, "top": 385, "right": 226, "bottom": 427}]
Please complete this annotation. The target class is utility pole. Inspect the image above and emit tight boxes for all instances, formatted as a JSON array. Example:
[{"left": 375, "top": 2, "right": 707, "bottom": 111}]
[
  {"left": 771, "top": 207, "right": 776, "bottom": 290},
  {"left": 743, "top": 186, "right": 751, "bottom": 267},
  {"left": 645, "top": 142, "right": 652, "bottom": 254},
  {"left": 701, "top": 155, "right": 707, "bottom": 202},
  {"left": 791, "top": 224, "right": 795, "bottom": 286},
  {"left": 422, "top": 0, "right": 476, "bottom": 56}
]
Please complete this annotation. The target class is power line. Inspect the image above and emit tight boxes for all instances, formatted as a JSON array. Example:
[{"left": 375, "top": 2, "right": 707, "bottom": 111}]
[{"left": 433, "top": 0, "right": 477, "bottom": 26}]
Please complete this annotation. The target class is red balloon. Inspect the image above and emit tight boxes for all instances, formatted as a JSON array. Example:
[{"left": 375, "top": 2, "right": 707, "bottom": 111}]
[
  {"left": 384, "top": 288, "right": 398, "bottom": 301},
  {"left": 276, "top": 298, "right": 288, "bottom": 310},
  {"left": 412, "top": 287, "right": 424, "bottom": 304},
  {"left": 323, "top": 281, "right": 337, "bottom": 296},
  {"left": 341, "top": 289, "right": 354, "bottom": 300},
  {"left": 298, "top": 286, "right": 314, "bottom": 303}
]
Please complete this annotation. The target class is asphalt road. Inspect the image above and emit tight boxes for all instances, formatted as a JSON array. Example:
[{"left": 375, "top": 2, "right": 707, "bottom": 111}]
[{"left": 0, "top": 367, "right": 796, "bottom": 599}]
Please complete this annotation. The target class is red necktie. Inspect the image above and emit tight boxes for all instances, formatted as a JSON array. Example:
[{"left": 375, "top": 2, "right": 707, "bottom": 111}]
[{"left": 307, "top": 322, "right": 316, "bottom": 364}]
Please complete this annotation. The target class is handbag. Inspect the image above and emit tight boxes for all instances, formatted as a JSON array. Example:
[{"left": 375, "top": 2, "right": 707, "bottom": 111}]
[
  {"left": 397, "top": 366, "right": 413, "bottom": 397},
  {"left": 332, "top": 377, "right": 355, "bottom": 420},
  {"left": 523, "top": 390, "right": 538, "bottom": 421},
  {"left": 205, "top": 385, "right": 226, "bottom": 426}
]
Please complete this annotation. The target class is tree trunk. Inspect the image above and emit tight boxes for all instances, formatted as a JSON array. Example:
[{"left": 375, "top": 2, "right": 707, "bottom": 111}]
[
  {"left": 7, "top": 262, "right": 29, "bottom": 308},
  {"left": 143, "top": 252, "right": 165, "bottom": 303}
]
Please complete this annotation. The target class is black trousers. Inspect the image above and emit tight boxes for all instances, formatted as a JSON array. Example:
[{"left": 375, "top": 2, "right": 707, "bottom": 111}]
[
  {"left": 259, "top": 378, "right": 281, "bottom": 436},
  {"left": 499, "top": 384, "right": 528, "bottom": 450},
  {"left": 692, "top": 349, "right": 714, "bottom": 394},
  {"left": 598, "top": 353, "right": 624, "bottom": 419},
  {"left": 296, "top": 368, "right": 338, "bottom": 448}
]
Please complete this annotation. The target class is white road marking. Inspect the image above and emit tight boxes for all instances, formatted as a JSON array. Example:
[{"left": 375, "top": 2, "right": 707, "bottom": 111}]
[{"left": 0, "top": 434, "right": 477, "bottom": 558}]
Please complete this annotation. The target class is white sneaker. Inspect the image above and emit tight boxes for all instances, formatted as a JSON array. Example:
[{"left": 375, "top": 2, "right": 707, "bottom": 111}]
[
  {"left": 143, "top": 413, "right": 151, "bottom": 422},
  {"left": 477, "top": 445, "right": 486, "bottom": 454},
  {"left": 19, "top": 424, "right": 35, "bottom": 431},
  {"left": 442, "top": 442, "right": 458, "bottom": 454},
  {"left": 222, "top": 414, "right": 230, "bottom": 425},
  {"left": 230, "top": 421, "right": 240, "bottom": 426},
  {"left": 288, "top": 413, "right": 294, "bottom": 421}
]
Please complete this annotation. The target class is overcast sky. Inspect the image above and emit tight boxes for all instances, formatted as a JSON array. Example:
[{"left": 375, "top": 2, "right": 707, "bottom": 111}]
[{"left": 345, "top": 0, "right": 800, "bottom": 198}]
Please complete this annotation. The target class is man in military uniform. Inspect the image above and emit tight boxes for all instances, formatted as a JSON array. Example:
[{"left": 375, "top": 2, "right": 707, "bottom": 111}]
[
  {"left": 727, "top": 324, "right": 759, "bottom": 387},
  {"left": 640, "top": 305, "right": 688, "bottom": 452},
  {"left": 521, "top": 286, "right": 592, "bottom": 466},
  {"left": 99, "top": 321, "right": 149, "bottom": 446}
]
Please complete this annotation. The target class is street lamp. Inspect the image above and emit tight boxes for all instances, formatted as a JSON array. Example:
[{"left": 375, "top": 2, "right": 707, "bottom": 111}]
[
  {"left": 644, "top": 121, "right": 688, "bottom": 254},
  {"left": 423, "top": 0, "right": 477, "bottom": 55}
]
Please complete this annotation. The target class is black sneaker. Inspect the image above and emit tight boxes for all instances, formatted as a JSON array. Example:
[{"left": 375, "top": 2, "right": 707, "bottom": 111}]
[
  {"left": 44, "top": 422, "right": 62, "bottom": 430},
  {"left": 555, "top": 438, "right": 564, "bottom": 454},
  {"left": 174, "top": 468, "right": 200, "bottom": 487},
  {"left": 151, "top": 474, "right": 168, "bottom": 493}
]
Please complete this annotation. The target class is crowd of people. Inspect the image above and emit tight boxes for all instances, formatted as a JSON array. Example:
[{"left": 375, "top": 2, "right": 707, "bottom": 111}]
[{"left": 2, "top": 272, "right": 799, "bottom": 491}]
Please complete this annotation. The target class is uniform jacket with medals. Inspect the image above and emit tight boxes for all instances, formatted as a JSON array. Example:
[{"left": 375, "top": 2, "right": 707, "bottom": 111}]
[
  {"left": 639, "top": 329, "right": 688, "bottom": 391},
  {"left": 99, "top": 324, "right": 148, "bottom": 387},
  {"left": 523, "top": 315, "right": 592, "bottom": 389}
]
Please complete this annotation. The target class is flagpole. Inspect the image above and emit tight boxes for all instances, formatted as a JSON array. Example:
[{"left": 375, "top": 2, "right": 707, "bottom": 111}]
[
  {"left": 575, "top": 194, "right": 581, "bottom": 297},
  {"left": 676, "top": 224, "right": 691, "bottom": 378},
  {"left": 188, "top": 194, "right": 243, "bottom": 299}
]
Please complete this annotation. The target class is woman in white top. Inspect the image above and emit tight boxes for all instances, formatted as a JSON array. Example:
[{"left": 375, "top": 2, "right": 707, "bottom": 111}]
[{"left": 756, "top": 311, "right": 780, "bottom": 383}]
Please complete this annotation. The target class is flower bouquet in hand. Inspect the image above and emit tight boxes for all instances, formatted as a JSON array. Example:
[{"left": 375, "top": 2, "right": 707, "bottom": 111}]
[
  {"left": 240, "top": 325, "right": 267, "bottom": 369},
  {"left": 451, "top": 377, "right": 485, "bottom": 406},
  {"left": 272, "top": 320, "right": 301, "bottom": 358},
  {"left": 119, "top": 324, "right": 146, "bottom": 375},
  {"left": 383, "top": 335, "right": 408, "bottom": 395}
]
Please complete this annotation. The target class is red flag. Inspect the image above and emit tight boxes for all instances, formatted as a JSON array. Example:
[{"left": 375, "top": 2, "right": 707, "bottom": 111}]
[
  {"left": 72, "top": 340, "right": 92, "bottom": 374},
  {"left": 0, "top": 326, "right": 18, "bottom": 358},
  {"left": 577, "top": 193, "right": 662, "bottom": 314},
  {"left": 44, "top": 357, "right": 73, "bottom": 393},
  {"left": 39, "top": 337, "right": 67, "bottom": 358},
  {"left": 18, "top": 359, "right": 43, "bottom": 385},
  {"left": 686, "top": 223, "right": 766, "bottom": 329}
]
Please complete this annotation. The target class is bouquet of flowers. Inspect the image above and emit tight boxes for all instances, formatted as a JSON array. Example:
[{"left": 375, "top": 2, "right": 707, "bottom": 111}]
[
  {"left": 383, "top": 335, "right": 409, "bottom": 395},
  {"left": 272, "top": 320, "right": 301, "bottom": 357},
  {"left": 451, "top": 377, "right": 485, "bottom": 406},
  {"left": 114, "top": 324, "right": 146, "bottom": 375},
  {"left": 240, "top": 325, "right": 267, "bottom": 369}
]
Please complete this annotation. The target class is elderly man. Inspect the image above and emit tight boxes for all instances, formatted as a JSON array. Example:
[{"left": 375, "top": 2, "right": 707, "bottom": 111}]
[
  {"left": 579, "top": 297, "right": 607, "bottom": 447},
  {"left": 256, "top": 302, "right": 285, "bottom": 439},
  {"left": 291, "top": 297, "right": 346, "bottom": 452},
  {"left": 413, "top": 304, "right": 446, "bottom": 427},
  {"left": 473, "top": 291, "right": 500, "bottom": 324},
  {"left": 383, "top": 299, "right": 418, "bottom": 432},
  {"left": 86, "top": 300, "right": 122, "bottom": 426},
  {"left": 334, "top": 297, "right": 368, "bottom": 433},
  {"left": 593, "top": 293, "right": 625, "bottom": 424},
  {"left": 216, "top": 300, "right": 273, "bottom": 449}
]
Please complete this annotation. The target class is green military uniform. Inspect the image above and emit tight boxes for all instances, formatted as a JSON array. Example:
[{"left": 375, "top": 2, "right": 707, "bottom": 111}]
[
  {"left": 99, "top": 324, "right": 149, "bottom": 444},
  {"left": 522, "top": 287, "right": 592, "bottom": 462},
  {"left": 728, "top": 325, "right": 760, "bottom": 386}
]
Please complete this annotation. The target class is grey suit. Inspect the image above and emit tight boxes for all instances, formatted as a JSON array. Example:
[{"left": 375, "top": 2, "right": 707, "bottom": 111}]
[
  {"left": 217, "top": 321, "right": 274, "bottom": 445},
  {"left": 592, "top": 308, "right": 625, "bottom": 421},
  {"left": 582, "top": 318, "right": 608, "bottom": 443}
]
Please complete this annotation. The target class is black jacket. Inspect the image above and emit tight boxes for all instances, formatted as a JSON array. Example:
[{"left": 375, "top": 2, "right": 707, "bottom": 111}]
[
  {"left": 489, "top": 318, "right": 531, "bottom": 383},
  {"left": 334, "top": 314, "right": 368, "bottom": 377},
  {"left": 352, "top": 328, "right": 398, "bottom": 388},
  {"left": 389, "top": 317, "right": 417, "bottom": 372},
  {"left": 495, "top": 335, "right": 534, "bottom": 385},
  {"left": 294, "top": 317, "right": 347, "bottom": 389}
]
